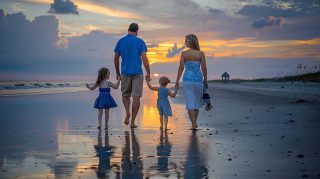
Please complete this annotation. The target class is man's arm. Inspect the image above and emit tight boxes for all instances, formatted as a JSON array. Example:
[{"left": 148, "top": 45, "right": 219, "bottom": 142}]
[
  {"left": 141, "top": 52, "right": 150, "bottom": 81},
  {"left": 114, "top": 53, "right": 120, "bottom": 80}
]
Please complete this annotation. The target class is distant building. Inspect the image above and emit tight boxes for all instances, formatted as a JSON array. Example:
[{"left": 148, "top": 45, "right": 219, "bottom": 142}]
[{"left": 221, "top": 72, "right": 230, "bottom": 82}]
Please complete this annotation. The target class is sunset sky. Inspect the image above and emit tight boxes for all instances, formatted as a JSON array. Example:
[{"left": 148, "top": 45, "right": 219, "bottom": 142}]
[{"left": 0, "top": 0, "right": 319, "bottom": 80}]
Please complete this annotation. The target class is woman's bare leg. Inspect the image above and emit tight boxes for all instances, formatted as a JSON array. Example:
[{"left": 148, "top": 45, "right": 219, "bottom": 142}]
[
  {"left": 195, "top": 109, "right": 199, "bottom": 128},
  {"left": 188, "top": 110, "right": 196, "bottom": 129}
]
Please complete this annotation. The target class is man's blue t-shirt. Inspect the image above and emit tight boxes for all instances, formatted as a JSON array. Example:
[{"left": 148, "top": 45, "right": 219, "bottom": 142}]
[{"left": 114, "top": 34, "right": 148, "bottom": 76}]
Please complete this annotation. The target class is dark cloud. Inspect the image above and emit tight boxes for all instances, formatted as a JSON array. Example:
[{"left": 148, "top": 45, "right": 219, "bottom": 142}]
[
  {"left": 238, "top": 5, "right": 299, "bottom": 18},
  {"left": 208, "top": 8, "right": 224, "bottom": 15},
  {"left": 236, "top": 3, "right": 320, "bottom": 40},
  {"left": 248, "top": 17, "right": 320, "bottom": 40},
  {"left": 251, "top": 16, "right": 286, "bottom": 29},
  {"left": 48, "top": 0, "right": 79, "bottom": 14},
  {"left": 262, "top": 0, "right": 320, "bottom": 15},
  {"left": 239, "top": 0, "right": 320, "bottom": 19}
]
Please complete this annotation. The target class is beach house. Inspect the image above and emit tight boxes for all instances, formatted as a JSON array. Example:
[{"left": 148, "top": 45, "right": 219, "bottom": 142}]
[{"left": 221, "top": 72, "right": 230, "bottom": 82}]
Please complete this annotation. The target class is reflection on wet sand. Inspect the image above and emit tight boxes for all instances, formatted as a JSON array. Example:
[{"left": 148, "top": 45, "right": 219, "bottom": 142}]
[
  {"left": 94, "top": 130, "right": 119, "bottom": 178},
  {"left": 0, "top": 90, "right": 211, "bottom": 178},
  {"left": 121, "top": 129, "right": 144, "bottom": 179},
  {"left": 146, "top": 130, "right": 182, "bottom": 178},
  {"left": 184, "top": 131, "right": 208, "bottom": 179},
  {"left": 157, "top": 130, "right": 172, "bottom": 173}
]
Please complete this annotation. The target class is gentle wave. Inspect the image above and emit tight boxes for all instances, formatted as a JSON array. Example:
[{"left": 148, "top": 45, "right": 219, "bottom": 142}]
[
  {"left": 0, "top": 81, "right": 91, "bottom": 97},
  {"left": 0, "top": 87, "right": 88, "bottom": 97}
]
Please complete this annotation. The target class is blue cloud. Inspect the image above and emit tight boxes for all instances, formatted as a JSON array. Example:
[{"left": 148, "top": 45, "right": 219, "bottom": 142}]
[
  {"left": 251, "top": 16, "right": 286, "bottom": 29},
  {"left": 208, "top": 8, "right": 224, "bottom": 15},
  {"left": 238, "top": 5, "right": 298, "bottom": 18},
  {"left": 48, "top": 0, "right": 78, "bottom": 14}
]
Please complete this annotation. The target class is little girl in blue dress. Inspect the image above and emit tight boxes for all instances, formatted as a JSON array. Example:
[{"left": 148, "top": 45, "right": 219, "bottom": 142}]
[
  {"left": 86, "top": 67, "right": 120, "bottom": 130},
  {"left": 146, "top": 76, "right": 178, "bottom": 130}
]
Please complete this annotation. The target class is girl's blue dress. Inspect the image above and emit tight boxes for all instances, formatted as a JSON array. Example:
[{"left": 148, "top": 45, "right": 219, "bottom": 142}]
[
  {"left": 94, "top": 82, "right": 117, "bottom": 109},
  {"left": 157, "top": 87, "right": 172, "bottom": 117}
]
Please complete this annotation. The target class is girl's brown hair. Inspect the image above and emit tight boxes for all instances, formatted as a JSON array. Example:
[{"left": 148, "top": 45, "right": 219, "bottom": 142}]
[
  {"left": 95, "top": 67, "right": 110, "bottom": 87},
  {"left": 159, "top": 76, "right": 171, "bottom": 86},
  {"left": 185, "top": 34, "right": 200, "bottom": 51}
]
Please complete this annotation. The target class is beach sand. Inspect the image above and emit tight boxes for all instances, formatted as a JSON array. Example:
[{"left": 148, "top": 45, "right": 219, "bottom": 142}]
[{"left": 0, "top": 82, "right": 319, "bottom": 179}]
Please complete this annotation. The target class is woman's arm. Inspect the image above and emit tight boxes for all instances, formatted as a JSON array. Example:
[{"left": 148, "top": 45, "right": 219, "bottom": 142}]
[
  {"left": 108, "top": 79, "right": 120, "bottom": 89},
  {"left": 86, "top": 83, "right": 98, "bottom": 90},
  {"left": 200, "top": 51, "right": 208, "bottom": 86},
  {"left": 146, "top": 80, "right": 158, "bottom": 91},
  {"left": 175, "top": 52, "right": 185, "bottom": 88}
]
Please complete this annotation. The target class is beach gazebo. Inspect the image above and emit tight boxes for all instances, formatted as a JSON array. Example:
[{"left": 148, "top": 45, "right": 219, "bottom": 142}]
[{"left": 221, "top": 72, "right": 230, "bottom": 82}]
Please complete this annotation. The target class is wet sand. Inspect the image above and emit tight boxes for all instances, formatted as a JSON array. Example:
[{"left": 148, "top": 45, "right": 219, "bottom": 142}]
[{"left": 0, "top": 82, "right": 320, "bottom": 179}]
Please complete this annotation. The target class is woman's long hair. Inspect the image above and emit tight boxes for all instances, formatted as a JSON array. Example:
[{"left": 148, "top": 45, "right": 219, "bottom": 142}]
[
  {"left": 95, "top": 68, "right": 110, "bottom": 87},
  {"left": 185, "top": 34, "right": 200, "bottom": 51}
]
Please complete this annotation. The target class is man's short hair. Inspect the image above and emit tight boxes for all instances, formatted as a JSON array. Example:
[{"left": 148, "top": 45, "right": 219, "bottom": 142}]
[{"left": 128, "top": 23, "right": 139, "bottom": 32}]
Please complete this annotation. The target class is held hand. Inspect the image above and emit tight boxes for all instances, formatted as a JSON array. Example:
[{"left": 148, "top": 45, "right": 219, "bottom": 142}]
[
  {"left": 145, "top": 73, "right": 151, "bottom": 81},
  {"left": 175, "top": 82, "right": 179, "bottom": 89},
  {"left": 203, "top": 81, "right": 208, "bottom": 89},
  {"left": 85, "top": 84, "right": 90, "bottom": 89},
  {"left": 116, "top": 74, "right": 121, "bottom": 80}
]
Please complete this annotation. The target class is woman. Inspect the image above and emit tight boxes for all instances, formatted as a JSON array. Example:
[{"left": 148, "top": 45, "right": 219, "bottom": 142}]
[{"left": 175, "top": 34, "right": 208, "bottom": 130}]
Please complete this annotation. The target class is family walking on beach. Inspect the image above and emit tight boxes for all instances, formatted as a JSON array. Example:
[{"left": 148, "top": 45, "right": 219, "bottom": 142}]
[{"left": 87, "top": 23, "right": 209, "bottom": 130}]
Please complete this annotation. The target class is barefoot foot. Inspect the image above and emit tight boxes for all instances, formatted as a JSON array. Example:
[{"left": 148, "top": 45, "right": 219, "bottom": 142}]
[
  {"left": 130, "top": 124, "right": 138, "bottom": 128},
  {"left": 124, "top": 113, "right": 130, "bottom": 125}
]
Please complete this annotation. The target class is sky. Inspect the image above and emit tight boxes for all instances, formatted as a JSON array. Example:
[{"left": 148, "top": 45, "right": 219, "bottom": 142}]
[{"left": 0, "top": 0, "right": 319, "bottom": 81}]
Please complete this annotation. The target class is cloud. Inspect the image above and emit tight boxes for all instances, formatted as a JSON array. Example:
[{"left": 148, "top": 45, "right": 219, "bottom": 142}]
[
  {"left": 147, "top": 43, "right": 158, "bottom": 48},
  {"left": 48, "top": 0, "right": 79, "bottom": 14},
  {"left": 251, "top": 16, "right": 286, "bottom": 29},
  {"left": 166, "top": 43, "right": 185, "bottom": 58},
  {"left": 238, "top": 1, "right": 320, "bottom": 19},
  {"left": 238, "top": 5, "right": 299, "bottom": 18},
  {"left": 208, "top": 8, "right": 224, "bottom": 15},
  {"left": 0, "top": 9, "right": 58, "bottom": 52},
  {"left": 0, "top": 10, "right": 120, "bottom": 80}
]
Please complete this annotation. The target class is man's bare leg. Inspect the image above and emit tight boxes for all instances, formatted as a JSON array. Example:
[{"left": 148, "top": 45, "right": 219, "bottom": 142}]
[
  {"left": 130, "top": 96, "right": 140, "bottom": 128},
  {"left": 123, "top": 96, "right": 131, "bottom": 125}
]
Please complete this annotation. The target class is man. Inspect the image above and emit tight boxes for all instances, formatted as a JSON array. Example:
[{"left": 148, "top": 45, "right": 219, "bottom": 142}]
[{"left": 114, "top": 23, "right": 151, "bottom": 128}]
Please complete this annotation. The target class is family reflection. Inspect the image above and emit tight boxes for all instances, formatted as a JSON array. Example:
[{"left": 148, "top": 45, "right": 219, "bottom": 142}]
[
  {"left": 157, "top": 130, "right": 172, "bottom": 173},
  {"left": 121, "top": 129, "right": 144, "bottom": 179},
  {"left": 183, "top": 131, "right": 209, "bottom": 179},
  {"left": 146, "top": 130, "right": 181, "bottom": 178},
  {"left": 94, "top": 130, "right": 119, "bottom": 178},
  {"left": 93, "top": 129, "right": 208, "bottom": 178}
]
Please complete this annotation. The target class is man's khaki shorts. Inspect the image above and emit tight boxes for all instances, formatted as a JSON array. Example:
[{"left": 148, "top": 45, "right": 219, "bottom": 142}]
[{"left": 121, "top": 75, "right": 143, "bottom": 97}]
